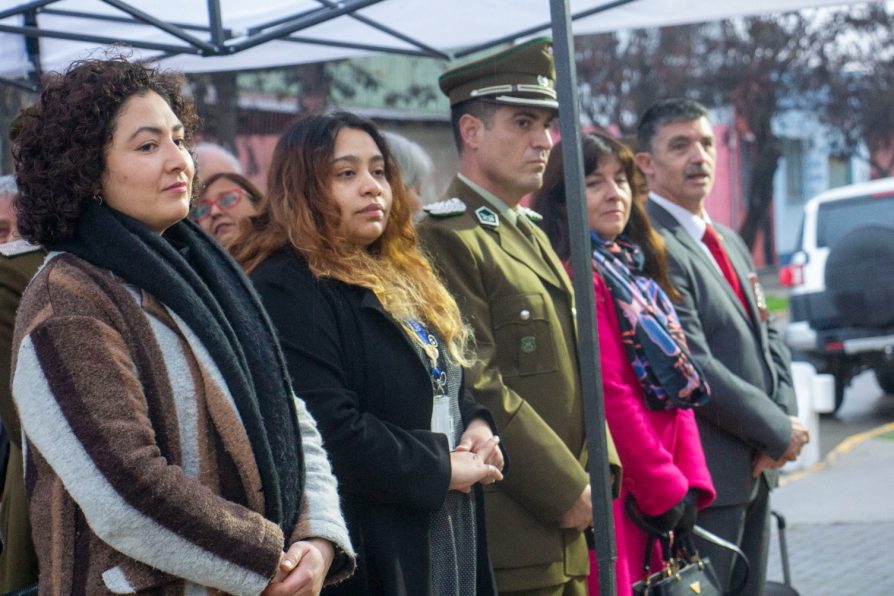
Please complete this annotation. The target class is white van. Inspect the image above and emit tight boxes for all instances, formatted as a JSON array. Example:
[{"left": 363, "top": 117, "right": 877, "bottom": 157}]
[{"left": 779, "top": 177, "right": 894, "bottom": 411}]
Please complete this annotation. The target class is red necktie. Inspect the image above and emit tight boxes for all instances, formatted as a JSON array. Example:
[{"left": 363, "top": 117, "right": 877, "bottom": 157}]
[{"left": 701, "top": 223, "right": 750, "bottom": 316}]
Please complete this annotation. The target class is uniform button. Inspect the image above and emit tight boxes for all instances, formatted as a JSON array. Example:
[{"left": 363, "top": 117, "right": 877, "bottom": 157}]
[
  {"left": 571, "top": 307, "right": 577, "bottom": 317},
  {"left": 520, "top": 309, "right": 531, "bottom": 321}
]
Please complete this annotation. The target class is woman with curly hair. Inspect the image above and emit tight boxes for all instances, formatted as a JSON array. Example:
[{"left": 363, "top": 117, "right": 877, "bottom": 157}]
[
  {"left": 231, "top": 112, "right": 504, "bottom": 596},
  {"left": 10, "top": 57, "right": 354, "bottom": 595},
  {"left": 531, "top": 133, "right": 715, "bottom": 594},
  {"left": 192, "top": 171, "right": 264, "bottom": 246}
]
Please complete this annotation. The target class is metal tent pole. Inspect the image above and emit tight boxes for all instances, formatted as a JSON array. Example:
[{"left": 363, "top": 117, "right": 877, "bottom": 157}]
[{"left": 549, "top": 1, "right": 617, "bottom": 594}]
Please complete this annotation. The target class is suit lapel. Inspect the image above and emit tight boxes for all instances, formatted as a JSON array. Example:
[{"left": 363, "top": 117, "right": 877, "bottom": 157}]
[
  {"left": 648, "top": 201, "right": 779, "bottom": 394},
  {"left": 448, "top": 178, "right": 566, "bottom": 291},
  {"left": 531, "top": 226, "right": 575, "bottom": 298},
  {"left": 720, "top": 226, "right": 779, "bottom": 392},
  {"left": 647, "top": 201, "right": 754, "bottom": 328},
  {"left": 719, "top": 226, "right": 763, "bottom": 328},
  {"left": 721, "top": 226, "right": 773, "bottom": 349}
]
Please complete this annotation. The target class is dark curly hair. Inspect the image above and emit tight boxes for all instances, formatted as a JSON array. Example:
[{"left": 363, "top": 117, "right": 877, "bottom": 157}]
[{"left": 10, "top": 56, "right": 199, "bottom": 245}]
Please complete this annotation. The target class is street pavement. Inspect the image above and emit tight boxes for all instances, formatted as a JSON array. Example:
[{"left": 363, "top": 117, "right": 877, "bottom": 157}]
[
  {"left": 702, "top": 268, "right": 894, "bottom": 594},
  {"left": 766, "top": 398, "right": 894, "bottom": 594},
  {"left": 750, "top": 267, "right": 894, "bottom": 594}
]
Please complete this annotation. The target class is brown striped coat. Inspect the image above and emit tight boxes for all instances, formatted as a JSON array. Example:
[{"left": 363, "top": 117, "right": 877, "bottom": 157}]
[{"left": 11, "top": 253, "right": 354, "bottom": 595}]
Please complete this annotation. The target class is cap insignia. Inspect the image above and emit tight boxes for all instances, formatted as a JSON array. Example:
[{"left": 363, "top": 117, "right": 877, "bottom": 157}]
[
  {"left": 423, "top": 197, "right": 467, "bottom": 218},
  {"left": 475, "top": 206, "right": 500, "bottom": 229}
]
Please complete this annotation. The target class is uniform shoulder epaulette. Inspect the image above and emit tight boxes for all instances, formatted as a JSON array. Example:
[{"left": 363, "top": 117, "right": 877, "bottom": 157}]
[
  {"left": 423, "top": 197, "right": 467, "bottom": 218},
  {"left": 519, "top": 206, "right": 543, "bottom": 223},
  {"left": 0, "top": 238, "right": 42, "bottom": 257}
]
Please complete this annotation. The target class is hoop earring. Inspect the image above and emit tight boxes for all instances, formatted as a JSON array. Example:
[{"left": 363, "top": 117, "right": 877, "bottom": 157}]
[{"left": 92, "top": 193, "right": 103, "bottom": 205}]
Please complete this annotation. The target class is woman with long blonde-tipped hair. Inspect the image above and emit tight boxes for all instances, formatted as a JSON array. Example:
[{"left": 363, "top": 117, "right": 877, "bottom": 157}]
[{"left": 232, "top": 111, "right": 505, "bottom": 596}]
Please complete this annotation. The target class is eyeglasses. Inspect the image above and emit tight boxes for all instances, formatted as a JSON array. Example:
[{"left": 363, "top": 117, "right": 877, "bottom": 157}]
[{"left": 191, "top": 188, "right": 245, "bottom": 221}]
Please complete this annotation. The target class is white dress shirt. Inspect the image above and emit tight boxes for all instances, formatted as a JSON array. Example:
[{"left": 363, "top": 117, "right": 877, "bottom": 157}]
[{"left": 648, "top": 192, "right": 722, "bottom": 275}]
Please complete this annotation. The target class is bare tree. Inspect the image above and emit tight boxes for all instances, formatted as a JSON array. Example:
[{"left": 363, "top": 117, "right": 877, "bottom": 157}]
[
  {"left": 576, "top": 25, "right": 704, "bottom": 135},
  {"left": 188, "top": 71, "right": 240, "bottom": 152},
  {"left": 811, "top": 4, "right": 894, "bottom": 178}
]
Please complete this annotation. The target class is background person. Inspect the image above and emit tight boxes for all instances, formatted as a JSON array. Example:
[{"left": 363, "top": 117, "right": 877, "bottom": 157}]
[
  {"left": 531, "top": 133, "right": 716, "bottom": 594},
  {"left": 192, "top": 171, "right": 263, "bottom": 246},
  {"left": 636, "top": 98, "right": 807, "bottom": 593},
  {"left": 232, "top": 111, "right": 504, "bottom": 596},
  {"left": 417, "top": 38, "right": 620, "bottom": 595},
  {"left": 10, "top": 57, "right": 354, "bottom": 595},
  {"left": 194, "top": 141, "right": 243, "bottom": 180},
  {"left": 382, "top": 131, "right": 434, "bottom": 215},
  {"left": 0, "top": 176, "right": 20, "bottom": 243},
  {"left": 0, "top": 175, "right": 44, "bottom": 593}
]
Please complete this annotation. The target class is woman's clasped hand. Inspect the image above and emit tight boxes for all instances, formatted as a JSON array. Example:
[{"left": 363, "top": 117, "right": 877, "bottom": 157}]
[{"left": 450, "top": 419, "right": 504, "bottom": 492}]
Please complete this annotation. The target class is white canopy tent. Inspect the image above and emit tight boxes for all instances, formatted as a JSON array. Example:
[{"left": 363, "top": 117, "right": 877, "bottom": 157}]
[
  {"left": 0, "top": 0, "right": 869, "bottom": 82},
  {"left": 0, "top": 1, "right": 870, "bottom": 593}
]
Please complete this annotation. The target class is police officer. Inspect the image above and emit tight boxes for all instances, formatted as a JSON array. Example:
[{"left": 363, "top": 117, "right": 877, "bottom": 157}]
[{"left": 418, "top": 38, "right": 619, "bottom": 596}]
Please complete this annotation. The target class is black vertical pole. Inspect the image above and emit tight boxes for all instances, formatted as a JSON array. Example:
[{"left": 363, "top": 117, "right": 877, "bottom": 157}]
[
  {"left": 24, "top": 9, "right": 42, "bottom": 88},
  {"left": 548, "top": 1, "right": 617, "bottom": 594},
  {"left": 207, "top": 0, "right": 224, "bottom": 49}
]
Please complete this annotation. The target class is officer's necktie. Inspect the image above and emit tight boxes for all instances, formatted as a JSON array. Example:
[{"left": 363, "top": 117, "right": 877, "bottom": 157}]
[
  {"left": 516, "top": 215, "right": 534, "bottom": 239},
  {"left": 517, "top": 215, "right": 541, "bottom": 246},
  {"left": 701, "top": 223, "right": 750, "bottom": 316}
]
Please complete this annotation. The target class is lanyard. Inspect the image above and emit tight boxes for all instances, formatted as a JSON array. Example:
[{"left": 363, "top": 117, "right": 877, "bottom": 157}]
[{"left": 405, "top": 319, "right": 448, "bottom": 397}]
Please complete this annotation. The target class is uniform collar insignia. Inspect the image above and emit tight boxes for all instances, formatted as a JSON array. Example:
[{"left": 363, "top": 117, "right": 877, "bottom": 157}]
[
  {"left": 422, "top": 197, "right": 466, "bottom": 217},
  {"left": 475, "top": 206, "right": 500, "bottom": 228},
  {"left": 519, "top": 206, "right": 543, "bottom": 223}
]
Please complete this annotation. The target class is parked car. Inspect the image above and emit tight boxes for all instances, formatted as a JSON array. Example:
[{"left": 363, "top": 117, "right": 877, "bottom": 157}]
[{"left": 780, "top": 177, "right": 894, "bottom": 412}]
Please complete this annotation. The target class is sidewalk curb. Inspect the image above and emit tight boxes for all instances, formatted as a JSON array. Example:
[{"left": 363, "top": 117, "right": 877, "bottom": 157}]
[{"left": 780, "top": 420, "right": 894, "bottom": 486}]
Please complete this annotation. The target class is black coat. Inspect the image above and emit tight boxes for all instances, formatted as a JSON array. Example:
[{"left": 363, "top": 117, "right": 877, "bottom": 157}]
[{"left": 251, "top": 248, "right": 498, "bottom": 596}]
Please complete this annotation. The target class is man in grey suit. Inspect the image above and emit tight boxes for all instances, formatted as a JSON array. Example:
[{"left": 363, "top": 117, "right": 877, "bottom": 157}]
[{"left": 635, "top": 98, "right": 809, "bottom": 594}]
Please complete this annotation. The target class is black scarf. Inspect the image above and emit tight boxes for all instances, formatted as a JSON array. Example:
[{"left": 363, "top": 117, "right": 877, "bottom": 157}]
[{"left": 50, "top": 201, "right": 303, "bottom": 540}]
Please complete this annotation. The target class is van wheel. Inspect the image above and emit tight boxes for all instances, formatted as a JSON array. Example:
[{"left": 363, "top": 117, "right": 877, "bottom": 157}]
[
  {"left": 831, "top": 373, "right": 847, "bottom": 414},
  {"left": 822, "top": 357, "right": 853, "bottom": 415},
  {"left": 876, "top": 367, "right": 894, "bottom": 395}
]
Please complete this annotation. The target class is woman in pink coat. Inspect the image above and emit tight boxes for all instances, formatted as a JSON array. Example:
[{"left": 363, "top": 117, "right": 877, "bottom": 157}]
[{"left": 531, "top": 133, "right": 716, "bottom": 594}]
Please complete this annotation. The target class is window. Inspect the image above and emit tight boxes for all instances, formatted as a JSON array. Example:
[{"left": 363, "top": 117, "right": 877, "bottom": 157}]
[
  {"left": 783, "top": 138, "right": 806, "bottom": 204},
  {"left": 816, "top": 194, "right": 894, "bottom": 249},
  {"left": 828, "top": 154, "right": 852, "bottom": 189}
]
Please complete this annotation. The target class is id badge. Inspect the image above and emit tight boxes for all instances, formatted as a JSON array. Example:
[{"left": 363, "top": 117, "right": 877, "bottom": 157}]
[{"left": 432, "top": 394, "right": 456, "bottom": 450}]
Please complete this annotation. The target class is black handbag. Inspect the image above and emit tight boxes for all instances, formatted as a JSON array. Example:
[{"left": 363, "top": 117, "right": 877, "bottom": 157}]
[
  {"left": 626, "top": 496, "right": 749, "bottom": 596},
  {"left": 632, "top": 524, "right": 750, "bottom": 596},
  {"left": 632, "top": 539, "right": 722, "bottom": 596}
]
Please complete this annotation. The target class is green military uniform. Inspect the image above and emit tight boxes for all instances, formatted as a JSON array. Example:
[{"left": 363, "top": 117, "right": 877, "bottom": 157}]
[
  {"left": 420, "top": 181, "right": 620, "bottom": 592},
  {"left": 421, "top": 36, "right": 620, "bottom": 594},
  {"left": 0, "top": 240, "right": 45, "bottom": 592},
  {"left": 420, "top": 38, "right": 620, "bottom": 593}
]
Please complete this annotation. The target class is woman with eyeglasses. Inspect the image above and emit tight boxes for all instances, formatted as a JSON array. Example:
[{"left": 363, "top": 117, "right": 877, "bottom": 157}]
[{"left": 193, "top": 172, "right": 263, "bottom": 246}]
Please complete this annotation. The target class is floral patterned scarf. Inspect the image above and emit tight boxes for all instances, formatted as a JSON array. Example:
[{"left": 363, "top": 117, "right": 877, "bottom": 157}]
[{"left": 592, "top": 231, "right": 710, "bottom": 410}]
